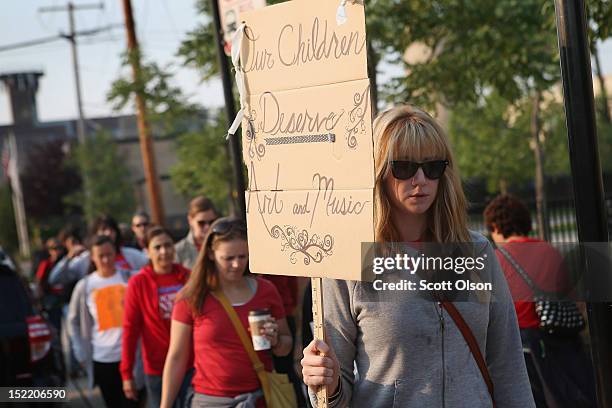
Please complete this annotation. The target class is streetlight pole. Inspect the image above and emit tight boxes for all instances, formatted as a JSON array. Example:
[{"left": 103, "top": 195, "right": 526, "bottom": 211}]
[
  {"left": 209, "top": 0, "right": 247, "bottom": 219},
  {"left": 554, "top": 1, "right": 612, "bottom": 406}
]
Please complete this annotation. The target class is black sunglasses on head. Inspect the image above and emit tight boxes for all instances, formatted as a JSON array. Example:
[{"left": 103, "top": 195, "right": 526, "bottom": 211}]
[
  {"left": 390, "top": 160, "right": 449, "bottom": 180},
  {"left": 210, "top": 218, "right": 247, "bottom": 236}
]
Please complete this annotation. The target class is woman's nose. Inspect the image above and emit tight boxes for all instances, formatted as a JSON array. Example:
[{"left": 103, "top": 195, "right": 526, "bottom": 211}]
[{"left": 411, "top": 168, "right": 427, "bottom": 185}]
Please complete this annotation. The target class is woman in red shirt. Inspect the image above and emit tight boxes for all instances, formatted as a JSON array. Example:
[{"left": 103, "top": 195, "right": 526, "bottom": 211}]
[
  {"left": 121, "top": 225, "right": 192, "bottom": 408},
  {"left": 484, "top": 194, "right": 595, "bottom": 407},
  {"left": 161, "top": 217, "right": 292, "bottom": 408}
]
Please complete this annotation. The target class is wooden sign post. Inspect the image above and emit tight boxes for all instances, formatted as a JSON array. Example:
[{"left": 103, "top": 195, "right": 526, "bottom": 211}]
[
  {"left": 235, "top": 1, "right": 374, "bottom": 406},
  {"left": 311, "top": 276, "right": 327, "bottom": 406}
]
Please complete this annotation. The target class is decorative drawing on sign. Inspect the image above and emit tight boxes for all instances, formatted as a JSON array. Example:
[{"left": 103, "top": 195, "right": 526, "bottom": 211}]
[
  {"left": 245, "top": 110, "right": 266, "bottom": 160},
  {"left": 345, "top": 85, "right": 370, "bottom": 149},
  {"left": 270, "top": 225, "right": 334, "bottom": 265}
]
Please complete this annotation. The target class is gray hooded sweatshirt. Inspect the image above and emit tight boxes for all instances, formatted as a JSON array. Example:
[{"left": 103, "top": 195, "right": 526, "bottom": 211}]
[
  {"left": 310, "top": 233, "right": 535, "bottom": 408},
  {"left": 67, "top": 269, "right": 144, "bottom": 390}
]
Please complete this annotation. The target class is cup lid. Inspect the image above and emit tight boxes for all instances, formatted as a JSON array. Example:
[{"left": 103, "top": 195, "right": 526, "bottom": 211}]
[{"left": 249, "top": 308, "right": 270, "bottom": 317}]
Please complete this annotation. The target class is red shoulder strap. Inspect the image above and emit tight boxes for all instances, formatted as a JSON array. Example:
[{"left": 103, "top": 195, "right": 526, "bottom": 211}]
[{"left": 439, "top": 300, "right": 496, "bottom": 407}]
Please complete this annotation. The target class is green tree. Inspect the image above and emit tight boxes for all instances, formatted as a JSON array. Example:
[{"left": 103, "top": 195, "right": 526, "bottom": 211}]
[
  {"left": 107, "top": 53, "right": 236, "bottom": 212},
  {"left": 450, "top": 92, "right": 570, "bottom": 192},
  {"left": 65, "top": 131, "right": 135, "bottom": 223},
  {"left": 108, "top": 53, "right": 200, "bottom": 134},
  {"left": 170, "top": 113, "right": 233, "bottom": 214}
]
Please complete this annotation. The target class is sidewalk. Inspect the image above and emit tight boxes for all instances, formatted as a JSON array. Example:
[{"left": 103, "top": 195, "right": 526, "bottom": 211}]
[{"left": 65, "top": 375, "right": 104, "bottom": 408}]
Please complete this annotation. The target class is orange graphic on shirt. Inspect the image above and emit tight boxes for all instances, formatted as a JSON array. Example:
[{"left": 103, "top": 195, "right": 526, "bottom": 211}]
[{"left": 93, "top": 284, "right": 126, "bottom": 331}]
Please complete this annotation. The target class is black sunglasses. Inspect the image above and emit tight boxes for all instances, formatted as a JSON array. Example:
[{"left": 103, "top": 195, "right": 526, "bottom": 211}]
[
  {"left": 389, "top": 160, "right": 449, "bottom": 180},
  {"left": 210, "top": 218, "right": 247, "bottom": 236},
  {"left": 197, "top": 218, "right": 218, "bottom": 227}
]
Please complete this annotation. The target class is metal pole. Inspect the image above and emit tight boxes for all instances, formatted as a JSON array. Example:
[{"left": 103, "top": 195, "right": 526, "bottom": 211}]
[
  {"left": 67, "top": 2, "right": 87, "bottom": 146},
  {"left": 210, "top": 0, "right": 247, "bottom": 219},
  {"left": 120, "top": 0, "right": 165, "bottom": 225},
  {"left": 553, "top": 1, "right": 612, "bottom": 406},
  {"left": 7, "top": 132, "right": 31, "bottom": 259}
]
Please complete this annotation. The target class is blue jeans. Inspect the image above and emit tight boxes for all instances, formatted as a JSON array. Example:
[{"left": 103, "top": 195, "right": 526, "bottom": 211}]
[{"left": 145, "top": 368, "right": 194, "bottom": 408}]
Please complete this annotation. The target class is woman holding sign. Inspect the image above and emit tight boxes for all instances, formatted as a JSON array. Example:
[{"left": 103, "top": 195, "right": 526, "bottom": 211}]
[
  {"left": 301, "top": 105, "right": 534, "bottom": 407},
  {"left": 160, "top": 217, "right": 293, "bottom": 408}
]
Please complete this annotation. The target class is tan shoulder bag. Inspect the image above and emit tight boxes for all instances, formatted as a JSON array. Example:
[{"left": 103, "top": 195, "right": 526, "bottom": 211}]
[{"left": 212, "top": 290, "right": 297, "bottom": 408}]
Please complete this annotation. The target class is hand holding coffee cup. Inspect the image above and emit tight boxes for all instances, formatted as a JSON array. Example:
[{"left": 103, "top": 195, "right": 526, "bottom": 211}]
[
  {"left": 248, "top": 309, "right": 276, "bottom": 350},
  {"left": 261, "top": 319, "right": 279, "bottom": 347}
]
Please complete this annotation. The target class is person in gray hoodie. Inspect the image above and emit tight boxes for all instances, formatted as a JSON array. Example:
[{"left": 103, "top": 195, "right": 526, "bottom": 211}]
[
  {"left": 301, "top": 105, "right": 535, "bottom": 407},
  {"left": 67, "top": 235, "right": 144, "bottom": 407},
  {"left": 49, "top": 215, "right": 148, "bottom": 287},
  {"left": 175, "top": 196, "right": 219, "bottom": 270}
]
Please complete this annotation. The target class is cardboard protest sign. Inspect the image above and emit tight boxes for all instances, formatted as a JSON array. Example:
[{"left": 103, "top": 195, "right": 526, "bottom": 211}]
[{"left": 238, "top": 0, "right": 373, "bottom": 280}]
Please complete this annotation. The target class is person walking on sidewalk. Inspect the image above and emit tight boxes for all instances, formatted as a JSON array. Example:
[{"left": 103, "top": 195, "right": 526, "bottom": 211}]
[
  {"left": 67, "top": 235, "right": 143, "bottom": 407},
  {"left": 301, "top": 105, "right": 535, "bottom": 407},
  {"left": 121, "top": 225, "right": 193, "bottom": 408},
  {"left": 484, "top": 194, "right": 596, "bottom": 407},
  {"left": 161, "top": 217, "right": 292, "bottom": 408},
  {"left": 49, "top": 215, "right": 148, "bottom": 287},
  {"left": 175, "top": 197, "right": 219, "bottom": 270}
]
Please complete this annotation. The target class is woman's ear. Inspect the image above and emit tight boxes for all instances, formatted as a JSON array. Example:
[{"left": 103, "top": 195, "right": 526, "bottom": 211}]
[{"left": 207, "top": 249, "right": 215, "bottom": 261}]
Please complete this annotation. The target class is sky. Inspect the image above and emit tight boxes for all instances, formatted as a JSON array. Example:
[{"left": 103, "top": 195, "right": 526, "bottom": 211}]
[
  {"left": 1, "top": 1, "right": 611, "bottom": 125},
  {"left": 0, "top": 0, "right": 224, "bottom": 124}
]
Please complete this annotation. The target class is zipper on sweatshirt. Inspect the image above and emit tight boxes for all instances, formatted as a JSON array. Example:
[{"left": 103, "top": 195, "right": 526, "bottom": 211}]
[{"left": 436, "top": 302, "right": 446, "bottom": 408}]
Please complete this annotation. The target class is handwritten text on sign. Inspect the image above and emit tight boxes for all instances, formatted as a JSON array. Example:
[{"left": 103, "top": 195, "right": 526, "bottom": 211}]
[
  {"left": 240, "top": 0, "right": 368, "bottom": 94},
  {"left": 240, "top": 0, "right": 373, "bottom": 280}
]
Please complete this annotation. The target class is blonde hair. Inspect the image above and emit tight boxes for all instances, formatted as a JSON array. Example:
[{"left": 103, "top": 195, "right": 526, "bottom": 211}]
[{"left": 373, "top": 105, "right": 470, "bottom": 243}]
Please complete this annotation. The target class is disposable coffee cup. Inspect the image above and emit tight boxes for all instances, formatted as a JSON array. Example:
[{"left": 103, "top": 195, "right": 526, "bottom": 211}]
[{"left": 248, "top": 309, "right": 271, "bottom": 351}]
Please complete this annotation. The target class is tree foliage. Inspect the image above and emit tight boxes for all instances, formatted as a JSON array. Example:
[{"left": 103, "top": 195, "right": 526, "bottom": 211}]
[
  {"left": 107, "top": 52, "right": 201, "bottom": 135},
  {"left": 587, "top": 0, "right": 612, "bottom": 50},
  {"left": 65, "top": 131, "right": 135, "bottom": 223},
  {"left": 174, "top": 0, "right": 612, "bottom": 200},
  {"left": 450, "top": 92, "right": 570, "bottom": 193},
  {"left": 108, "top": 49, "right": 236, "bottom": 213},
  {"left": 170, "top": 113, "right": 233, "bottom": 214},
  {"left": 21, "top": 140, "right": 81, "bottom": 221}
]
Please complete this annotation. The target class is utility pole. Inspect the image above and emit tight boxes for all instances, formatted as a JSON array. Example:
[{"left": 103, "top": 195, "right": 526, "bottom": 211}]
[
  {"left": 210, "top": 0, "right": 247, "bottom": 219},
  {"left": 7, "top": 133, "right": 31, "bottom": 259},
  {"left": 39, "top": 2, "right": 103, "bottom": 213},
  {"left": 39, "top": 2, "right": 103, "bottom": 146},
  {"left": 554, "top": 0, "right": 612, "bottom": 406},
  {"left": 120, "top": 0, "right": 165, "bottom": 224}
]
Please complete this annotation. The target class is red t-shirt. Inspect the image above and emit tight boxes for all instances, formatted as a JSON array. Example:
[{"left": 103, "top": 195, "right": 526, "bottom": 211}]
[
  {"left": 495, "top": 237, "right": 571, "bottom": 329},
  {"left": 172, "top": 277, "right": 285, "bottom": 397},
  {"left": 262, "top": 275, "right": 298, "bottom": 315}
]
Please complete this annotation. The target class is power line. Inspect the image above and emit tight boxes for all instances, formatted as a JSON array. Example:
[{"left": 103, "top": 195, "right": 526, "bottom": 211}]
[
  {"left": 0, "top": 35, "right": 62, "bottom": 52},
  {"left": 0, "top": 24, "right": 122, "bottom": 53}
]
